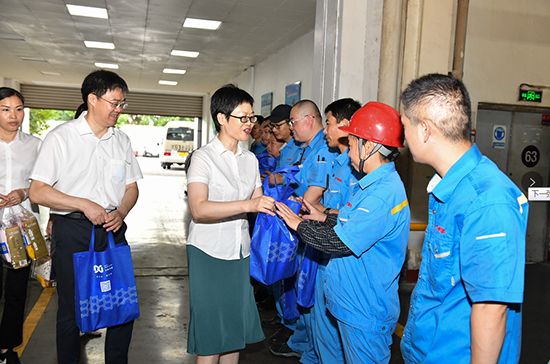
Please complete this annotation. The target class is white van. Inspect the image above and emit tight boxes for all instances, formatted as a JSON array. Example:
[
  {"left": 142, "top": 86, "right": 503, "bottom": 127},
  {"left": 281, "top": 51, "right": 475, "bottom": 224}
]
[{"left": 160, "top": 120, "right": 195, "bottom": 169}]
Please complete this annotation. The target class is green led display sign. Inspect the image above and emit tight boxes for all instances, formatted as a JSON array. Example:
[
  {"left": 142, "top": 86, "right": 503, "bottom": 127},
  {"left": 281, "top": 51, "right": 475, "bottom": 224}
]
[{"left": 519, "top": 89, "right": 542, "bottom": 103}]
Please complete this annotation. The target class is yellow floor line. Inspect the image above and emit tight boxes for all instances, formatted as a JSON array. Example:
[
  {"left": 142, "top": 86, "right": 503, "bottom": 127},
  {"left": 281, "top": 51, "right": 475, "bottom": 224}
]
[
  {"left": 395, "top": 323, "right": 404, "bottom": 338},
  {"left": 14, "top": 287, "right": 56, "bottom": 356}
]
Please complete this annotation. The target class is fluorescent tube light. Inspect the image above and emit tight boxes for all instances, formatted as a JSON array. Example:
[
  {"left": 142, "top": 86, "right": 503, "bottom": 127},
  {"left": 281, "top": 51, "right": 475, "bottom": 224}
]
[
  {"left": 159, "top": 80, "right": 178, "bottom": 86},
  {"left": 170, "top": 50, "right": 199, "bottom": 58},
  {"left": 85, "top": 41, "right": 115, "bottom": 49},
  {"left": 163, "top": 68, "right": 186, "bottom": 74},
  {"left": 95, "top": 62, "right": 119, "bottom": 69},
  {"left": 0, "top": 34, "right": 24, "bottom": 41},
  {"left": 40, "top": 71, "right": 62, "bottom": 76},
  {"left": 183, "top": 18, "right": 221, "bottom": 30},
  {"left": 19, "top": 56, "right": 47, "bottom": 62},
  {"left": 67, "top": 4, "right": 108, "bottom": 19}
]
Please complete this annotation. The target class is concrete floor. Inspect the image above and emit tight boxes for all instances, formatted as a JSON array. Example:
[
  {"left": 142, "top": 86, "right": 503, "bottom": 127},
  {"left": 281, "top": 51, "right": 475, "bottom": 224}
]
[{"left": 5, "top": 157, "right": 550, "bottom": 363}]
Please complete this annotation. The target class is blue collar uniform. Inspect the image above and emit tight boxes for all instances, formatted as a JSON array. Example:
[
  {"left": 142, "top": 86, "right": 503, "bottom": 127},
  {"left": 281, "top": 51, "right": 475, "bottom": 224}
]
[
  {"left": 276, "top": 137, "right": 302, "bottom": 169},
  {"left": 286, "top": 130, "right": 337, "bottom": 363},
  {"left": 322, "top": 149, "right": 361, "bottom": 210},
  {"left": 251, "top": 141, "right": 267, "bottom": 155},
  {"left": 313, "top": 149, "right": 361, "bottom": 364},
  {"left": 326, "top": 162, "right": 410, "bottom": 364},
  {"left": 400, "top": 145, "right": 529, "bottom": 364},
  {"left": 292, "top": 129, "right": 338, "bottom": 198}
]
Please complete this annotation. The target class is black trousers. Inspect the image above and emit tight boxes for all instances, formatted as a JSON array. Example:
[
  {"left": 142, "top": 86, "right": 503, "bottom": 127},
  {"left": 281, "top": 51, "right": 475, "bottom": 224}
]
[
  {"left": 0, "top": 264, "right": 30, "bottom": 349},
  {"left": 51, "top": 215, "right": 134, "bottom": 364}
]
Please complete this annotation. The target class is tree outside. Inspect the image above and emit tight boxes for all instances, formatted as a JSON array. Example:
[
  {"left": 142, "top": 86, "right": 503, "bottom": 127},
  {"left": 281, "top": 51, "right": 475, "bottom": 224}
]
[{"left": 28, "top": 108, "right": 193, "bottom": 135}]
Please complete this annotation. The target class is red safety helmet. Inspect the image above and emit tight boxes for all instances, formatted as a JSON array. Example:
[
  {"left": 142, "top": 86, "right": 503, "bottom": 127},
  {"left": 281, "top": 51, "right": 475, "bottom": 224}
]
[{"left": 339, "top": 101, "right": 404, "bottom": 148}]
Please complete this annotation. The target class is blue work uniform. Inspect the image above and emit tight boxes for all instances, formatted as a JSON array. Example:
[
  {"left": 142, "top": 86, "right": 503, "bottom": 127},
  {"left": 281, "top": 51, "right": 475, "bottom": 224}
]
[
  {"left": 273, "top": 138, "right": 303, "bottom": 332},
  {"left": 250, "top": 141, "right": 267, "bottom": 155},
  {"left": 400, "top": 145, "right": 529, "bottom": 364},
  {"left": 287, "top": 130, "right": 337, "bottom": 364},
  {"left": 314, "top": 149, "right": 361, "bottom": 364},
  {"left": 327, "top": 162, "right": 410, "bottom": 364},
  {"left": 276, "top": 137, "right": 302, "bottom": 169},
  {"left": 321, "top": 149, "right": 361, "bottom": 210},
  {"left": 292, "top": 129, "right": 338, "bottom": 198}
]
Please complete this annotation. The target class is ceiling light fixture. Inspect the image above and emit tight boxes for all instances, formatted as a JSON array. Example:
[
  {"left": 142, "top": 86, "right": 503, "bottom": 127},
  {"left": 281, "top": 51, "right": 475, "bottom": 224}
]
[
  {"left": 163, "top": 68, "right": 186, "bottom": 74},
  {"left": 0, "top": 34, "right": 24, "bottom": 41},
  {"left": 40, "top": 71, "right": 62, "bottom": 76},
  {"left": 170, "top": 50, "right": 199, "bottom": 58},
  {"left": 19, "top": 56, "right": 47, "bottom": 62},
  {"left": 158, "top": 80, "right": 178, "bottom": 86},
  {"left": 183, "top": 18, "right": 222, "bottom": 30},
  {"left": 67, "top": 4, "right": 108, "bottom": 19},
  {"left": 95, "top": 62, "right": 119, "bottom": 69},
  {"left": 84, "top": 41, "right": 115, "bottom": 49}
]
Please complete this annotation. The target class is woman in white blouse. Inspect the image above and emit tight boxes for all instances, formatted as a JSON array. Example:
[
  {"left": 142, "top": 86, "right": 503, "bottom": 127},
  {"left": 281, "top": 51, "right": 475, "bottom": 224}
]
[
  {"left": 186, "top": 84, "right": 275, "bottom": 364},
  {"left": 0, "top": 87, "right": 42, "bottom": 364}
]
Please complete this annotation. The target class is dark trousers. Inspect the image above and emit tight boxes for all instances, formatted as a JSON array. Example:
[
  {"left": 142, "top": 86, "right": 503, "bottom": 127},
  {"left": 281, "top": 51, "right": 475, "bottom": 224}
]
[
  {"left": 0, "top": 264, "right": 30, "bottom": 349},
  {"left": 51, "top": 215, "right": 134, "bottom": 364}
]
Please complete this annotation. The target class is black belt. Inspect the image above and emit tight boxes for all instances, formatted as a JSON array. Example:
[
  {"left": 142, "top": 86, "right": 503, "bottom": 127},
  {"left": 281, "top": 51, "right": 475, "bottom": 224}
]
[{"left": 61, "top": 211, "right": 90, "bottom": 221}]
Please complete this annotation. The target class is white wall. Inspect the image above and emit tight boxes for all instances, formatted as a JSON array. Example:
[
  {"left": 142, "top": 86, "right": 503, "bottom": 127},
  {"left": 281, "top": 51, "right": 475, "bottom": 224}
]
[
  {"left": 231, "top": 30, "right": 315, "bottom": 116},
  {"left": 463, "top": 0, "right": 550, "bottom": 114}
]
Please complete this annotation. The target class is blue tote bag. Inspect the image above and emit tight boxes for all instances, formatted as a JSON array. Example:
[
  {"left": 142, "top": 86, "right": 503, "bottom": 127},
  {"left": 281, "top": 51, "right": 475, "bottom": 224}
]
[
  {"left": 279, "top": 274, "right": 300, "bottom": 320},
  {"left": 250, "top": 166, "right": 302, "bottom": 285},
  {"left": 296, "top": 244, "right": 322, "bottom": 308},
  {"left": 257, "top": 153, "right": 277, "bottom": 174},
  {"left": 73, "top": 228, "right": 140, "bottom": 332}
]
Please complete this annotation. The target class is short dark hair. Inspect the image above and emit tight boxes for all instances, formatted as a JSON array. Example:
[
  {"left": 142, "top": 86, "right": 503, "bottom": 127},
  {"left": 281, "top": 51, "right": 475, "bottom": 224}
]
[
  {"left": 210, "top": 84, "right": 254, "bottom": 132},
  {"left": 0, "top": 87, "right": 24, "bottom": 104},
  {"left": 400, "top": 73, "right": 471, "bottom": 142},
  {"left": 324, "top": 98, "right": 361, "bottom": 123},
  {"left": 293, "top": 99, "right": 322, "bottom": 122},
  {"left": 81, "top": 70, "right": 128, "bottom": 108}
]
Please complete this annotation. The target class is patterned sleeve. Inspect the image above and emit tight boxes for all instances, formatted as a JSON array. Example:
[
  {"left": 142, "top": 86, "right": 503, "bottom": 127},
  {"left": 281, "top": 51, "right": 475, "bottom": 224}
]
[{"left": 297, "top": 214, "right": 352, "bottom": 255}]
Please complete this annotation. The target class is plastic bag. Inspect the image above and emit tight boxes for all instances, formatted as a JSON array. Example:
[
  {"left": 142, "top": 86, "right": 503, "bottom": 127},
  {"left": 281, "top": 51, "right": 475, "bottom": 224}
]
[
  {"left": 12, "top": 204, "right": 49, "bottom": 261},
  {"left": 31, "top": 237, "right": 56, "bottom": 288},
  {"left": 0, "top": 206, "right": 29, "bottom": 269}
]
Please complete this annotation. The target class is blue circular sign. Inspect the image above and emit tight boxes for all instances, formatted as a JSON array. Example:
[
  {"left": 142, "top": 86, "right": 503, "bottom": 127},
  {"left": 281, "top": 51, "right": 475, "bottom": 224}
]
[{"left": 494, "top": 126, "right": 506, "bottom": 141}]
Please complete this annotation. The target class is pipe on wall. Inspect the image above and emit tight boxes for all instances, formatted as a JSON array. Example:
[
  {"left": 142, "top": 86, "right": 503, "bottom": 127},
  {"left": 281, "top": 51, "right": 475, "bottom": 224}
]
[
  {"left": 451, "top": 0, "right": 469, "bottom": 81},
  {"left": 378, "top": 0, "right": 405, "bottom": 108}
]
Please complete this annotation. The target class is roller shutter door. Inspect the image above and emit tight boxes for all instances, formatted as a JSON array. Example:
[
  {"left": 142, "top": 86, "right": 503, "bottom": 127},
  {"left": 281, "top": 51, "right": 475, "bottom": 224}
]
[{"left": 20, "top": 84, "right": 204, "bottom": 118}]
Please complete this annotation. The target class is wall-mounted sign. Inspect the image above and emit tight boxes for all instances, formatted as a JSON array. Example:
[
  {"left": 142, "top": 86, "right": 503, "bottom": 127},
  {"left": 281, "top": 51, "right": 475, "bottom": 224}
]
[
  {"left": 261, "top": 92, "right": 272, "bottom": 117},
  {"left": 492, "top": 125, "right": 507, "bottom": 149},
  {"left": 285, "top": 83, "right": 301, "bottom": 106},
  {"left": 542, "top": 114, "right": 550, "bottom": 126},
  {"left": 521, "top": 145, "right": 540, "bottom": 168},
  {"left": 518, "top": 89, "right": 542, "bottom": 103}
]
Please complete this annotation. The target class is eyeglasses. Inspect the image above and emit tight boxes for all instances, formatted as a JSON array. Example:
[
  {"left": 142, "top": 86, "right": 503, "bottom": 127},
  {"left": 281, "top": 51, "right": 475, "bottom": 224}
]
[
  {"left": 96, "top": 95, "right": 128, "bottom": 110},
  {"left": 229, "top": 114, "right": 258, "bottom": 123},
  {"left": 269, "top": 120, "right": 289, "bottom": 130},
  {"left": 288, "top": 115, "right": 309, "bottom": 127}
]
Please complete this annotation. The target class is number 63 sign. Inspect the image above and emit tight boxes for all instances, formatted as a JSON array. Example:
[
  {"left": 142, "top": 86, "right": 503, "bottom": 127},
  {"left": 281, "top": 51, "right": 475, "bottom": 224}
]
[{"left": 521, "top": 145, "right": 539, "bottom": 168}]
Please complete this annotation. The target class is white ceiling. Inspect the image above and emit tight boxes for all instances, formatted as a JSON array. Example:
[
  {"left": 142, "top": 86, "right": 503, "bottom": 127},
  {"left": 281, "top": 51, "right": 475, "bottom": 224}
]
[{"left": 0, "top": 0, "right": 316, "bottom": 94}]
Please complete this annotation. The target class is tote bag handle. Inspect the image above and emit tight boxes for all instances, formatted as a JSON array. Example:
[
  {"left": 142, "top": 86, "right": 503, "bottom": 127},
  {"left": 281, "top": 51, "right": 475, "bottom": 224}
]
[
  {"left": 263, "top": 165, "right": 301, "bottom": 200},
  {"left": 89, "top": 228, "right": 116, "bottom": 253}
]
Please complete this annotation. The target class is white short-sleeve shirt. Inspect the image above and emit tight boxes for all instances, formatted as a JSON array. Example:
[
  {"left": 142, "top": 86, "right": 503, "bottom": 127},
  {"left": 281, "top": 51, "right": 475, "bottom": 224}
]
[
  {"left": 0, "top": 131, "right": 42, "bottom": 214},
  {"left": 187, "top": 137, "right": 262, "bottom": 260},
  {"left": 30, "top": 113, "right": 143, "bottom": 214}
]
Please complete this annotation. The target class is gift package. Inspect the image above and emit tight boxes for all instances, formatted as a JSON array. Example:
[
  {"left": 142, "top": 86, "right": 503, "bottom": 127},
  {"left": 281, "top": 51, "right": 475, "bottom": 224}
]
[
  {"left": 0, "top": 204, "right": 50, "bottom": 270},
  {"left": 31, "top": 237, "right": 56, "bottom": 288}
]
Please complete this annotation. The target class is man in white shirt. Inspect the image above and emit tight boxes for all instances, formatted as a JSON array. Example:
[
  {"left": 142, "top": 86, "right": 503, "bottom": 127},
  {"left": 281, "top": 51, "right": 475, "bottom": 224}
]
[{"left": 29, "top": 70, "right": 143, "bottom": 364}]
